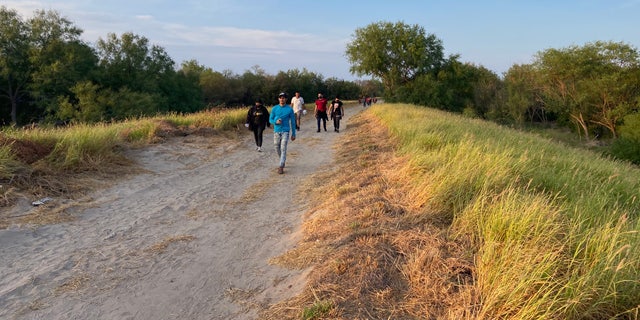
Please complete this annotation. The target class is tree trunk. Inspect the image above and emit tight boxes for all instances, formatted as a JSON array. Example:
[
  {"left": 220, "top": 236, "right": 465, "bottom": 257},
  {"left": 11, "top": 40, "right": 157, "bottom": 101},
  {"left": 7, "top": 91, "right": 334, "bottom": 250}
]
[{"left": 570, "top": 112, "right": 590, "bottom": 140}]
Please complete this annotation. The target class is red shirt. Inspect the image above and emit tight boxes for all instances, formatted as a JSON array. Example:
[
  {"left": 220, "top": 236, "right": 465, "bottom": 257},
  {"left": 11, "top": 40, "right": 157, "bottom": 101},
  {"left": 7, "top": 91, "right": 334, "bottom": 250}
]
[{"left": 315, "top": 98, "right": 328, "bottom": 112}]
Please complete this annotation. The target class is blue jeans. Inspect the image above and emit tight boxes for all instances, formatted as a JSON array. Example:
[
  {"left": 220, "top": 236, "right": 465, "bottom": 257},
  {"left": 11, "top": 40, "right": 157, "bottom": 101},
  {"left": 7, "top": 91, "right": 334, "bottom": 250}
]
[{"left": 273, "top": 131, "right": 290, "bottom": 167}]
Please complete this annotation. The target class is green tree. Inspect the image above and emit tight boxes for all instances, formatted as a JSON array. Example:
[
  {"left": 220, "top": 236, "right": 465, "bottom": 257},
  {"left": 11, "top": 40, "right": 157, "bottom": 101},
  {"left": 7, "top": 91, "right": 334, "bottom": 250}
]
[
  {"left": 325, "top": 77, "right": 361, "bottom": 100},
  {"left": 500, "top": 64, "right": 546, "bottom": 125},
  {"left": 0, "top": 6, "right": 30, "bottom": 125},
  {"left": 57, "top": 80, "right": 111, "bottom": 123},
  {"left": 95, "top": 32, "right": 190, "bottom": 114},
  {"left": 345, "top": 21, "right": 445, "bottom": 98},
  {"left": 239, "top": 65, "right": 269, "bottom": 105},
  {"left": 27, "top": 9, "right": 97, "bottom": 121},
  {"left": 535, "top": 41, "right": 640, "bottom": 139}
]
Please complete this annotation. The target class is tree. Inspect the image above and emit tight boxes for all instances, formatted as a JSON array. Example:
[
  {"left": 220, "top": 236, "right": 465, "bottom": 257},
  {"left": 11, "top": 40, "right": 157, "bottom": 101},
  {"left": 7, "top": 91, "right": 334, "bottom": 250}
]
[
  {"left": 500, "top": 64, "right": 546, "bottom": 125},
  {"left": 534, "top": 41, "right": 640, "bottom": 139},
  {"left": 345, "top": 21, "right": 445, "bottom": 98},
  {"left": 95, "top": 32, "right": 185, "bottom": 114},
  {"left": 95, "top": 32, "right": 174, "bottom": 94},
  {"left": 27, "top": 9, "right": 97, "bottom": 121},
  {"left": 0, "top": 6, "right": 30, "bottom": 125}
]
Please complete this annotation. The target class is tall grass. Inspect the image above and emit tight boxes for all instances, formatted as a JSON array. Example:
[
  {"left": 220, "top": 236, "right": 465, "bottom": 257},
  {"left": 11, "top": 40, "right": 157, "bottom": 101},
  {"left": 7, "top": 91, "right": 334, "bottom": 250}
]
[
  {"left": 370, "top": 103, "right": 640, "bottom": 319},
  {"left": 0, "top": 108, "right": 248, "bottom": 188}
]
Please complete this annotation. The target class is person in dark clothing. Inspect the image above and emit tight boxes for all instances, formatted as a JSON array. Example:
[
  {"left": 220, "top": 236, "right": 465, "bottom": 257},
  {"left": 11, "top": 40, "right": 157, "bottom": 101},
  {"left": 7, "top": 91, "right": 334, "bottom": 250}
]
[
  {"left": 329, "top": 96, "right": 344, "bottom": 133},
  {"left": 245, "top": 98, "right": 270, "bottom": 151}
]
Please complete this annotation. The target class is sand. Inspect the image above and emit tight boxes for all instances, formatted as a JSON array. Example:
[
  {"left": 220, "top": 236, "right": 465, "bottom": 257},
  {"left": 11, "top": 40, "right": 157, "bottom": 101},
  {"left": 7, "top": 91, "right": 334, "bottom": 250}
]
[{"left": 0, "top": 111, "right": 353, "bottom": 319}]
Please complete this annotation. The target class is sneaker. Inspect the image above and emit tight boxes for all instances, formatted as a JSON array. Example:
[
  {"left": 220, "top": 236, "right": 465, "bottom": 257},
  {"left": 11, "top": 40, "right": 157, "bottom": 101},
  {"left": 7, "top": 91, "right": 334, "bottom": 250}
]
[
  {"left": 257, "top": 147, "right": 262, "bottom": 152},
  {"left": 336, "top": 129, "right": 339, "bottom": 133},
  {"left": 277, "top": 167, "right": 284, "bottom": 174},
  {"left": 296, "top": 126, "right": 300, "bottom": 130},
  {"left": 317, "top": 129, "right": 320, "bottom": 132}
]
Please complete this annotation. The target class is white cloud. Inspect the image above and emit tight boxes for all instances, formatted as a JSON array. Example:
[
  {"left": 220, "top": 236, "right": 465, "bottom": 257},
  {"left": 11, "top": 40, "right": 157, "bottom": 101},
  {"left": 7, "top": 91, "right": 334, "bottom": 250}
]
[{"left": 135, "top": 15, "right": 154, "bottom": 21}]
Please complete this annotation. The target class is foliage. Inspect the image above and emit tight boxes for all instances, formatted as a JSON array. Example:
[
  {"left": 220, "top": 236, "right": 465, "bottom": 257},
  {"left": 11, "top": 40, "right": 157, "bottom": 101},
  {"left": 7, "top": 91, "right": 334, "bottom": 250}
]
[
  {"left": 345, "top": 21, "right": 445, "bottom": 98},
  {"left": 1, "top": 6, "right": 366, "bottom": 127},
  {"left": 395, "top": 58, "right": 502, "bottom": 116},
  {"left": 531, "top": 41, "right": 640, "bottom": 139},
  {"left": 0, "top": 6, "right": 35, "bottom": 125},
  {"left": 27, "top": 10, "right": 96, "bottom": 121},
  {"left": 498, "top": 64, "right": 547, "bottom": 124},
  {"left": 610, "top": 112, "right": 640, "bottom": 164}
]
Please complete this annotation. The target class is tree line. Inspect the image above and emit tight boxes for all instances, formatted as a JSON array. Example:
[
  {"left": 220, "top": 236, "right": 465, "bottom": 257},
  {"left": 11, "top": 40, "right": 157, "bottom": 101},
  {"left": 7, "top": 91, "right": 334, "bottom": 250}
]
[
  {"left": 346, "top": 21, "right": 640, "bottom": 163},
  {"left": 0, "top": 6, "right": 378, "bottom": 126}
]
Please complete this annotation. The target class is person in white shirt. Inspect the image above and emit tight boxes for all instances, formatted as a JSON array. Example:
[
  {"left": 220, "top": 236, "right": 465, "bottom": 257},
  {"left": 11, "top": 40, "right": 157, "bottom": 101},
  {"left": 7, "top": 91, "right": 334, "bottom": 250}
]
[{"left": 290, "top": 91, "right": 305, "bottom": 130}]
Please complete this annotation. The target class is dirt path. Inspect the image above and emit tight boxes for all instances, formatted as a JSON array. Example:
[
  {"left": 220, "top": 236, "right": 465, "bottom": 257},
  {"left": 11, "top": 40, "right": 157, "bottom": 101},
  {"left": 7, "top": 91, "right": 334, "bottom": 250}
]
[{"left": 0, "top": 110, "right": 356, "bottom": 319}]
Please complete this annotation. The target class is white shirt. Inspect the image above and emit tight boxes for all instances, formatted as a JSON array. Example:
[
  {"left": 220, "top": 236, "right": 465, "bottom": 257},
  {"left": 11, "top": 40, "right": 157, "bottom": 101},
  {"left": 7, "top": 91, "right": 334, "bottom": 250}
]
[{"left": 291, "top": 96, "right": 304, "bottom": 113}]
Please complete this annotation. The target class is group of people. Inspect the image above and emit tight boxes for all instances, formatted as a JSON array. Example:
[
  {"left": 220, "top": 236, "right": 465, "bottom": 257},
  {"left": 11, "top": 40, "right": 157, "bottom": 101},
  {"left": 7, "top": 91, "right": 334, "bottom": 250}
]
[{"left": 244, "top": 91, "right": 344, "bottom": 174}]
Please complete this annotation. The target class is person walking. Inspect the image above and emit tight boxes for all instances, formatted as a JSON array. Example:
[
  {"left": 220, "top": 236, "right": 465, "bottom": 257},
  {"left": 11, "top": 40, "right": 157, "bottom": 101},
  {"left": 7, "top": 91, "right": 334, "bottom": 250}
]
[
  {"left": 245, "top": 98, "right": 270, "bottom": 151},
  {"left": 269, "top": 92, "right": 297, "bottom": 174},
  {"left": 290, "top": 91, "right": 305, "bottom": 130},
  {"left": 314, "top": 93, "right": 328, "bottom": 132},
  {"left": 329, "top": 96, "right": 344, "bottom": 133}
]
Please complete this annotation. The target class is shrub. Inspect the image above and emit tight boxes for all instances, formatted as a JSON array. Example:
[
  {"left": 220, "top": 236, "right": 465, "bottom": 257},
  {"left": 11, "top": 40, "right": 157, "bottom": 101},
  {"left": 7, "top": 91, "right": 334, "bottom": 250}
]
[{"left": 610, "top": 112, "right": 640, "bottom": 164}]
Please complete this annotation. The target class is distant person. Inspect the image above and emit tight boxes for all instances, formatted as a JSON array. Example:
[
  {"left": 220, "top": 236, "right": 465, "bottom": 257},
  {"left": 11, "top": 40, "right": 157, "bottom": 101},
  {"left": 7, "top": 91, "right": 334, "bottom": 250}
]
[
  {"left": 290, "top": 91, "right": 305, "bottom": 130},
  {"left": 329, "top": 96, "right": 344, "bottom": 133},
  {"left": 245, "top": 98, "right": 270, "bottom": 151},
  {"left": 314, "top": 93, "right": 328, "bottom": 132},
  {"left": 269, "top": 92, "right": 297, "bottom": 174}
]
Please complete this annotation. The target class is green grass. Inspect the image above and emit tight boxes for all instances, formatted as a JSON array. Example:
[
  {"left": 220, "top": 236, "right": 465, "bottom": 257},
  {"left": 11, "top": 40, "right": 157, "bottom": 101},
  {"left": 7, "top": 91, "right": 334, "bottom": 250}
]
[
  {"left": 301, "top": 299, "right": 333, "bottom": 319},
  {"left": 370, "top": 103, "right": 640, "bottom": 319}
]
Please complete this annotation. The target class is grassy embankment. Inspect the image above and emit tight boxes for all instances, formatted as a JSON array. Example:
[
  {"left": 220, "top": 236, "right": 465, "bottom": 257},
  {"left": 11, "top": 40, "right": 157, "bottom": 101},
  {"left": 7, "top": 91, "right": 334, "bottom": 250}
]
[
  {"left": 265, "top": 103, "right": 640, "bottom": 319},
  {"left": 0, "top": 109, "right": 246, "bottom": 215}
]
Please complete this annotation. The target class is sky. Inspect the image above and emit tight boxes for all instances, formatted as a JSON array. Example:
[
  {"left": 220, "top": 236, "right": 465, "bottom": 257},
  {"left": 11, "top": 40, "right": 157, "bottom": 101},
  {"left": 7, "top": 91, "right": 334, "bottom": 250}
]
[{"left": 3, "top": 0, "right": 640, "bottom": 81}]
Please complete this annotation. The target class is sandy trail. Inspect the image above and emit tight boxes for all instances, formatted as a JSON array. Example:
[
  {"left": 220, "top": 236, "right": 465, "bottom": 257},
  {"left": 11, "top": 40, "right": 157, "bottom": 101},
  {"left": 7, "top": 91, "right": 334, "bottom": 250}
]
[{"left": 0, "top": 110, "right": 354, "bottom": 319}]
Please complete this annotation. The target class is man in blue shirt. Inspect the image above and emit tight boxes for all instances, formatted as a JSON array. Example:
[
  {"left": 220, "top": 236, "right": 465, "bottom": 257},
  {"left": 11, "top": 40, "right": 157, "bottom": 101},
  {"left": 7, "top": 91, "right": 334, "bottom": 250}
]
[{"left": 269, "top": 92, "right": 297, "bottom": 174}]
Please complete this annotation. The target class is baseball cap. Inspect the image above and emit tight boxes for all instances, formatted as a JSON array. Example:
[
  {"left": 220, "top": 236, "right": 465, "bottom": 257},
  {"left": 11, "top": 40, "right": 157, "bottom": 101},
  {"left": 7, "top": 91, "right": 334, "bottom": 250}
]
[{"left": 278, "top": 92, "right": 288, "bottom": 98}]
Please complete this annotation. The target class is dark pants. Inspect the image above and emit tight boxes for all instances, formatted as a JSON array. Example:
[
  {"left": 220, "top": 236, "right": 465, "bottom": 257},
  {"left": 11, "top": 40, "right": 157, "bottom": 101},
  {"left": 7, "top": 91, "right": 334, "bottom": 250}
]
[
  {"left": 333, "top": 116, "right": 341, "bottom": 130},
  {"left": 316, "top": 114, "right": 327, "bottom": 131},
  {"left": 253, "top": 126, "right": 265, "bottom": 147}
]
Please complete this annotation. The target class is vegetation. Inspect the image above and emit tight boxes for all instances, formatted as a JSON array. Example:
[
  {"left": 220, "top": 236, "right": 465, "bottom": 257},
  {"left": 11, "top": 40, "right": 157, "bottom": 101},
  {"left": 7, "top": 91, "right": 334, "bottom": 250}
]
[
  {"left": 346, "top": 21, "right": 640, "bottom": 164},
  {"left": 266, "top": 104, "right": 640, "bottom": 319},
  {"left": 2, "top": 95, "right": 640, "bottom": 318},
  {"left": 3, "top": 6, "right": 640, "bottom": 316},
  {"left": 345, "top": 21, "right": 446, "bottom": 99},
  {"left": 0, "top": 6, "right": 374, "bottom": 127},
  {"left": 0, "top": 108, "right": 246, "bottom": 210}
]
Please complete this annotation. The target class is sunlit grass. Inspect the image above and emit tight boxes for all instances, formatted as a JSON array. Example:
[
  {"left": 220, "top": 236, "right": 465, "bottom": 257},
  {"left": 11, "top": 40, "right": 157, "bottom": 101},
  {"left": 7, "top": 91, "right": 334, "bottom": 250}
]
[
  {"left": 370, "top": 103, "right": 640, "bottom": 319},
  {"left": 0, "top": 108, "right": 248, "bottom": 206}
]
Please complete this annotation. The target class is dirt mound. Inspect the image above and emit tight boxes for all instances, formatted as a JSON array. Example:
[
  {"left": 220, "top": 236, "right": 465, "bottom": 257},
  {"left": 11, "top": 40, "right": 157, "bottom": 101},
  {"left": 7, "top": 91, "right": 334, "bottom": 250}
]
[{"left": 0, "top": 137, "right": 53, "bottom": 164}]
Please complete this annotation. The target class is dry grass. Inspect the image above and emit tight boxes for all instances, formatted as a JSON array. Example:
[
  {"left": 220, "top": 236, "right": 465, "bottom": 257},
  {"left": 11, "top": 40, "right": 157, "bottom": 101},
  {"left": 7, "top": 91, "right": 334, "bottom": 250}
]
[
  {"left": 262, "top": 112, "right": 475, "bottom": 319},
  {"left": 54, "top": 273, "right": 90, "bottom": 294},
  {"left": 0, "top": 166, "right": 137, "bottom": 229},
  {"left": 144, "top": 235, "right": 196, "bottom": 254}
]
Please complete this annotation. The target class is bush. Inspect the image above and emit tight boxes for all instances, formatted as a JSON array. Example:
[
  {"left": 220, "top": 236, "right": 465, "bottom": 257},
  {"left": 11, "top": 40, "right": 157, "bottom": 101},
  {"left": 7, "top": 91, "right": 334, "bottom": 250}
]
[
  {"left": 610, "top": 138, "right": 640, "bottom": 164},
  {"left": 610, "top": 112, "right": 640, "bottom": 164}
]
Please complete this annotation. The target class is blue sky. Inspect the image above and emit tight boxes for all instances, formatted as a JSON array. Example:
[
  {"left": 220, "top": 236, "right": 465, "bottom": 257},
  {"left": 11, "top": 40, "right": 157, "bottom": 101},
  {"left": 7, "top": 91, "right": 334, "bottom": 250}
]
[{"left": 4, "top": 0, "right": 639, "bottom": 80}]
